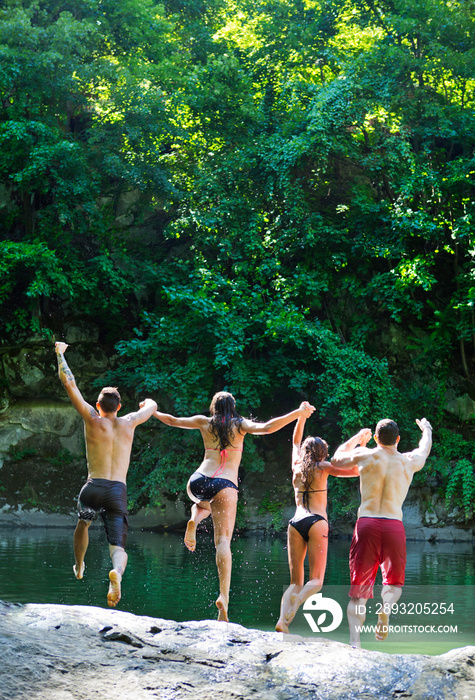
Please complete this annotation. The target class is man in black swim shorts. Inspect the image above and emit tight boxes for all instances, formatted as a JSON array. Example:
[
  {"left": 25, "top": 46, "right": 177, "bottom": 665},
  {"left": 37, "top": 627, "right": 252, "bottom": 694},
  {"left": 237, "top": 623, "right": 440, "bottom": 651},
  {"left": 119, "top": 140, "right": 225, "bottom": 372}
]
[
  {"left": 55, "top": 342, "right": 157, "bottom": 607},
  {"left": 77, "top": 478, "right": 129, "bottom": 549}
]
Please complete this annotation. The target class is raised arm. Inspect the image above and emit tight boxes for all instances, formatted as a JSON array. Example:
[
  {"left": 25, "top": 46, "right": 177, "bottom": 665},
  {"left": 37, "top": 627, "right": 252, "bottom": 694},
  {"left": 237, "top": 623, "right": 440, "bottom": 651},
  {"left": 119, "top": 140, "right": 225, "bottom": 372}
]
[
  {"left": 55, "top": 342, "right": 95, "bottom": 420},
  {"left": 242, "top": 402, "right": 315, "bottom": 436},
  {"left": 405, "top": 418, "right": 433, "bottom": 472},
  {"left": 291, "top": 403, "right": 312, "bottom": 463},
  {"left": 153, "top": 410, "right": 209, "bottom": 430},
  {"left": 129, "top": 398, "right": 158, "bottom": 426},
  {"left": 331, "top": 428, "right": 372, "bottom": 469}
]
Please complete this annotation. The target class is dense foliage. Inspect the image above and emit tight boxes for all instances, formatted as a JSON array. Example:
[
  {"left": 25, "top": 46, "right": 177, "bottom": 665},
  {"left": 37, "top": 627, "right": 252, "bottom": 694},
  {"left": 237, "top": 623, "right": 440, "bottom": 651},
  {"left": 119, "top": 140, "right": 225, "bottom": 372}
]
[{"left": 1, "top": 0, "right": 474, "bottom": 519}]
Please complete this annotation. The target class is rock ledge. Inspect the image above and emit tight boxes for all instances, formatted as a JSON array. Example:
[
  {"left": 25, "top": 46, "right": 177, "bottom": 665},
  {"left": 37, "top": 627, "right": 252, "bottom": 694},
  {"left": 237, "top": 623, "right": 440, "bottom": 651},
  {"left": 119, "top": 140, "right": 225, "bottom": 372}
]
[{"left": 0, "top": 601, "right": 474, "bottom": 699}]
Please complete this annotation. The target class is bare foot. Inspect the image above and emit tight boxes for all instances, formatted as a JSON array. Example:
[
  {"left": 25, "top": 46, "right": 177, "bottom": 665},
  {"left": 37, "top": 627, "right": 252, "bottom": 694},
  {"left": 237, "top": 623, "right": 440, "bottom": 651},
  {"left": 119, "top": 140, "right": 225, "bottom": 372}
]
[
  {"left": 216, "top": 595, "right": 229, "bottom": 622},
  {"left": 282, "top": 591, "right": 300, "bottom": 628},
  {"left": 107, "top": 570, "right": 122, "bottom": 608},
  {"left": 275, "top": 617, "right": 289, "bottom": 633},
  {"left": 375, "top": 611, "right": 389, "bottom": 641},
  {"left": 184, "top": 520, "right": 196, "bottom": 552},
  {"left": 73, "top": 563, "right": 85, "bottom": 579}
]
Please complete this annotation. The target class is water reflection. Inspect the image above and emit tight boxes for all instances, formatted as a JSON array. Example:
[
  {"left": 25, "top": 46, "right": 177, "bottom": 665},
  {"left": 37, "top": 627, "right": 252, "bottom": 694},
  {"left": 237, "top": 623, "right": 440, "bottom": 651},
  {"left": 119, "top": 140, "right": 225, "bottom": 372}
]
[{"left": 0, "top": 527, "right": 473, "bottom": 654}]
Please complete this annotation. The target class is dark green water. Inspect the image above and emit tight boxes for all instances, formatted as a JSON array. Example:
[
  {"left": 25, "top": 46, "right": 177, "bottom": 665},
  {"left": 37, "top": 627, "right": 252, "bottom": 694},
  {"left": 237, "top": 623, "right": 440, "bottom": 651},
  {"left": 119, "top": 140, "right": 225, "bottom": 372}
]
[{"left": 1, "top": 527, "right": 473, "bottom": 654}]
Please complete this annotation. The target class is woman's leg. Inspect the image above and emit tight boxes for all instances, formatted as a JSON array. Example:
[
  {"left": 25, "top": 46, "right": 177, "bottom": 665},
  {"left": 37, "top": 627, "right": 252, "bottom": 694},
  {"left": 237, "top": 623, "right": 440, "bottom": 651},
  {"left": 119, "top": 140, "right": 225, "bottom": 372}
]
[
  {"left": 275, "top": 525, "right": 307, "bottom": 633},
  {"left": 184, "top": 480, "right": 211, "bottom": 552},
  {"left": 286, "top": 519, "right": 329, "bottom": 620},
  {"left": 184, "top": 501, "right": 211, "bottom": 552},
  {"left": 209, "top": 487, "right": 238, "bottom": 622}
]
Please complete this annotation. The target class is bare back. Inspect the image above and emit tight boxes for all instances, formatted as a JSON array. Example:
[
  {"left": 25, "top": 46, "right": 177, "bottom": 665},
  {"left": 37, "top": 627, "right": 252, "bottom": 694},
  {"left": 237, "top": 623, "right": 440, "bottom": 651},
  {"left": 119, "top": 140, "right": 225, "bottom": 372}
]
[
  {"left": 84, "top": 413, "right": 138, "bottom": 483},
  {"left": 55, "top": 343, "right": 158, "bottom": 485},
  {"left": 196, "top": 418, "right": 246, "bottom": 485},
  {"left": 332, "top": 418, "right": 432, "bottom": 521},
  {"left": 292, "top": 461, "right": 330, "bottom": 518},
  {"left": 356, "top": 447, "right": 419, "bottom": 520}
]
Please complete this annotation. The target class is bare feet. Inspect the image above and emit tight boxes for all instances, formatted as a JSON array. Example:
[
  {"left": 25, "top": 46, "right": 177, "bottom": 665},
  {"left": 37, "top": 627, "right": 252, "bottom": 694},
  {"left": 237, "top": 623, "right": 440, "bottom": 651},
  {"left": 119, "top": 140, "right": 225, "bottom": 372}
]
[
  {"left": 375, "top": 611, "right": 389, "bottom": 641},
  {"left": 184, "top": 520, "right": 196, "bottom": 552},
  {"left": 73, "top": 563, "right": 85, "bottom": 579},
  {"left": 216, "top": 595, "right": 229, "bottom": 622},
  {"left": 107, "top": 570, "right": 122, "bottom": 608}
]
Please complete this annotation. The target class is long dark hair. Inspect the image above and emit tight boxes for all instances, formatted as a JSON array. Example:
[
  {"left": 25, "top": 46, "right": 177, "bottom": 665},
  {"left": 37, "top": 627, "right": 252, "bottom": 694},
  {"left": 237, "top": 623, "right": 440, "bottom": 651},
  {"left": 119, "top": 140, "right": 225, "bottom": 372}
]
[
  {"left": 298, "top": 436, "right": 329, "bottom": 486},
  {"left": 208, "top": 391, "right": 243, "bottom": 450}
]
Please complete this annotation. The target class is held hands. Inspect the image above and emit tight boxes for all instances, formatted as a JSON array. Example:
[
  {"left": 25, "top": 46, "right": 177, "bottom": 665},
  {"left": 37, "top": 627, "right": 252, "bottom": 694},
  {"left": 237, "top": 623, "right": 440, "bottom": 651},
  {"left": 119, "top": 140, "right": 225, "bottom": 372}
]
[
  {"left": 416, "top": 418, "right": 432, "bottom": 431},
  {"left": 343, "top": 428, "right": 371, "bottom": 450},
  {"left": 139, "top": 399, "right": 158, "bottom": 411},
  {"left": 299, "top": 401, "right": 316, "bottom": 418},
  {"left": 55, "top": 341, "right": 68, "bottom": 354},
  {"left": 357, "top": 428, "right": 372, "bottom": 447},
  {"left": 138, "top": 399, "right": 160, "bottom": 417}
]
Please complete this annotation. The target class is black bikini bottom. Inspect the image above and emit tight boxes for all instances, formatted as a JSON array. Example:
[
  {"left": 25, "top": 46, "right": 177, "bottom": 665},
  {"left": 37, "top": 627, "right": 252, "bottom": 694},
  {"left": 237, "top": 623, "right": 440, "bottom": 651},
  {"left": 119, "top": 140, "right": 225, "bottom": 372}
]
[
  {"left": 289, "top": 513, "right": 328, "bottom": 542},
  {"left": 188, "top": 472, "right": 238, "bottom": 502}
]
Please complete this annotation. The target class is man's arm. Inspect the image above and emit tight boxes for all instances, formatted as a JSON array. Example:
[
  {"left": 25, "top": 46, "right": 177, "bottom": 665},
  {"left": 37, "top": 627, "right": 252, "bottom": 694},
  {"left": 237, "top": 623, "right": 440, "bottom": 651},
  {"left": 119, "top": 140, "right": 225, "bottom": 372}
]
[
  {"left": 128, "top": 398, "right": 158, "bottom": 426},
  {"left": 331, "top": 428, "right": 372, "bottom": 468},
  {"left": 153, "top": 411, "right": 209, "bottom": 430},
  {"left": 406, "top": 418, "right": 433, "bottom": 472},
  {"left": 242, "top": 402, "right": 316, "bottom": 436},
  {"left": 55, "top": 342, "right": 96, "bottom": 420}
]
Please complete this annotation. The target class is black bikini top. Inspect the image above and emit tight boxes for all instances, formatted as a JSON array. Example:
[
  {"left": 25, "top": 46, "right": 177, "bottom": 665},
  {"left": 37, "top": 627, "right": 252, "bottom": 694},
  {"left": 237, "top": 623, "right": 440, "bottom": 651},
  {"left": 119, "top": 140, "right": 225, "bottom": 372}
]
[{"left": 299, "top": 487, "right": 328, "bottom": 511}]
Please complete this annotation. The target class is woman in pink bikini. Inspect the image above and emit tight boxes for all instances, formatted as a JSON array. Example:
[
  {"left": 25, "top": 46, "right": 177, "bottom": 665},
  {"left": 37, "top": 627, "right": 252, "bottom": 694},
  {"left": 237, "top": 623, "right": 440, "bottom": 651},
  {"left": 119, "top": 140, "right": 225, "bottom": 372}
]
[
  {"left": 153, "top": 392, "right": 315, "bottom": 622},
  {"left": 275, "top": 411, "right": 359, "bottom": 633}
]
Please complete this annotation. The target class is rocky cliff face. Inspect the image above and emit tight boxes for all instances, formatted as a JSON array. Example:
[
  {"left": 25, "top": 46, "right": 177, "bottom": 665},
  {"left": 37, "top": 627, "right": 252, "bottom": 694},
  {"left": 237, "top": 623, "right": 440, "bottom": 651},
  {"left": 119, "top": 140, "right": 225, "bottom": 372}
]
[
  {"left": 1, "top": 601, "right": 474, "bottom": 700},
  {"left": 0, "top": 334, "right": 192, "bottom": 530},
  {"left": 0, "top": 335, "right": 105, "bottom": 518}
]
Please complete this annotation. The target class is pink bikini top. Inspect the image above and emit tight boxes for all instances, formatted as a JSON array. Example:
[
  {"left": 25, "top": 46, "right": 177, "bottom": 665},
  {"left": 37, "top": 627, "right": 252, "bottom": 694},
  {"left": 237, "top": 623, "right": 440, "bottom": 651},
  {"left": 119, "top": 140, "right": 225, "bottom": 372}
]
[{"left": 205, "top": 446, "right": 243, "bottom": 477}]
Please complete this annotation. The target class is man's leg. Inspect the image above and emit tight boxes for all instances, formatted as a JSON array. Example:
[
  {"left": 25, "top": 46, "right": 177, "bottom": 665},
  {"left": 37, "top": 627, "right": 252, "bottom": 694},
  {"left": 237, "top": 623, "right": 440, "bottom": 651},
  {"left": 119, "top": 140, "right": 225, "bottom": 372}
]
[
  {"left": 375, "top": 584, "right": 402, "bottom": 641},
  {"left": 347, "top": 518, "right": 380, "bottom": 646},
  {"left": 102, "top": 498, "right": 129, "bottom": 608},
  {"left": 347, "top": 597, "right": 368, "bottom": 648},
  {"left": 107, "top": 544, "right": 128, "bottom": 608},
  {"left": 377, "top": 519, "right": 406, "bottom": 641},
  {"left": 73, "top": 519, "right": 91, "bottom": 579}
]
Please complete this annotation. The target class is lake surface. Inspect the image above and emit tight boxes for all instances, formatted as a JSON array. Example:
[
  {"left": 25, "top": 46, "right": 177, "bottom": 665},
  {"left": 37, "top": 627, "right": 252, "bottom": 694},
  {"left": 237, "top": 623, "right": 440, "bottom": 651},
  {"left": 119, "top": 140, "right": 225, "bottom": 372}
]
[{"left": 1, "top": 526, "right": 473, "bottom": 655}]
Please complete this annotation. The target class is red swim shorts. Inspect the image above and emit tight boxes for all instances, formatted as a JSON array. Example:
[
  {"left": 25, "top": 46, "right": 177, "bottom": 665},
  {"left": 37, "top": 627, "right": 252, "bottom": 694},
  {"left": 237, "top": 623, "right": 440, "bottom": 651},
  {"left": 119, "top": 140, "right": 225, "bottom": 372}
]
[{"left": 349, "top": 517, "right": 406, "bottom": 599}]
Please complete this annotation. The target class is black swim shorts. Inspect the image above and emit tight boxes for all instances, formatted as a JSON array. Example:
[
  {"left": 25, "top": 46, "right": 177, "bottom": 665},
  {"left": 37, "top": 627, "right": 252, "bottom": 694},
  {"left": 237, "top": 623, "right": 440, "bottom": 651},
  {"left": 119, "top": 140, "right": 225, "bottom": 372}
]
[{"left": 77, "top": 478, "right": 128, "bottom": 548}]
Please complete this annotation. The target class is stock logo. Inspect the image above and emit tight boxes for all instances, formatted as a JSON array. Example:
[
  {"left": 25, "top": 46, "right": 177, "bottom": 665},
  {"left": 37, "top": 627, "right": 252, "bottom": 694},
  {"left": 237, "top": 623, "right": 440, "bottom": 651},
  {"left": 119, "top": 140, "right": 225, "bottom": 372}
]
[{"left": 303, "top": 593, "right": 343, "bottom": 633}]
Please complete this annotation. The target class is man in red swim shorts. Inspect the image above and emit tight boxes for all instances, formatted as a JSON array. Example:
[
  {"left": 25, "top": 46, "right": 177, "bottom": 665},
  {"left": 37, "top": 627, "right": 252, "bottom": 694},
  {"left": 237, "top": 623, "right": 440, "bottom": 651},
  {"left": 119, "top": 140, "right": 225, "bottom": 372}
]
[{"left": 332, "top": 418, "right": 432, "bottom": 647}]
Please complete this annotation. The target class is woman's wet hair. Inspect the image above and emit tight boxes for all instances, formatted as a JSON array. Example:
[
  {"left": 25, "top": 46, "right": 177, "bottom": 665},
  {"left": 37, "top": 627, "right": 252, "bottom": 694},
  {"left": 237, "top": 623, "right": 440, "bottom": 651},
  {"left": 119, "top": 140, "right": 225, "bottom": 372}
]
[
  {"left": 208, "top": 391, "right": 243, "bottom": 450},
  {"left": 299, "top": 436, "right": 329, "bottom": 485},
  {"left": 97, "top": 387, "right": 121, "bottom": 413}
]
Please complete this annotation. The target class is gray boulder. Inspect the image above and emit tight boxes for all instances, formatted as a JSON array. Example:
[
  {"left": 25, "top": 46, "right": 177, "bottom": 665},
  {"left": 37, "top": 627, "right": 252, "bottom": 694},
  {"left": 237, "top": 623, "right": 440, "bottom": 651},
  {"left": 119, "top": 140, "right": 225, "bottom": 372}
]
[{"left": 0, "top": 601, "right": 473, "bottom": 699}]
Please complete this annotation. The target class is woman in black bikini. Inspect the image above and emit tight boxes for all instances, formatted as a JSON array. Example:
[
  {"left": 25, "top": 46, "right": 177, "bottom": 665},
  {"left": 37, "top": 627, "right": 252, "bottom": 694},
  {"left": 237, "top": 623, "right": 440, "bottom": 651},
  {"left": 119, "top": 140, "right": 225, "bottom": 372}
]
[
  {"left": 153, "top": 393, "right": 315, "bottom": 622},
  {"left": 276, "top": 411, "right": 358, "bottom": 633}
]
